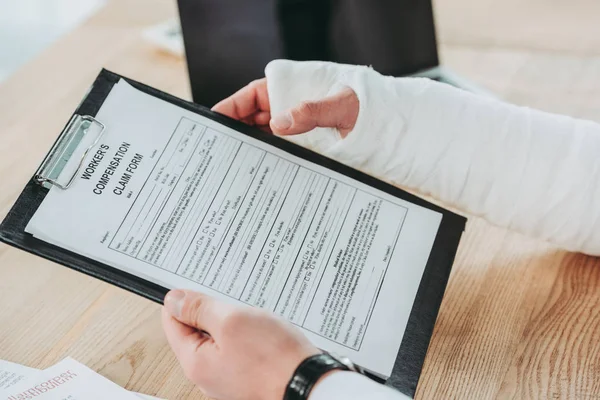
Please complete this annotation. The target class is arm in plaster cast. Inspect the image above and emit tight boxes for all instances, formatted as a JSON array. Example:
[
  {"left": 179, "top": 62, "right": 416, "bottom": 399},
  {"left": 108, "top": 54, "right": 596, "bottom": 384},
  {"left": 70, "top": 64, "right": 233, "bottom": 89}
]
[{"left": 264, "top": 60, "right": 600, "bottom": 256}]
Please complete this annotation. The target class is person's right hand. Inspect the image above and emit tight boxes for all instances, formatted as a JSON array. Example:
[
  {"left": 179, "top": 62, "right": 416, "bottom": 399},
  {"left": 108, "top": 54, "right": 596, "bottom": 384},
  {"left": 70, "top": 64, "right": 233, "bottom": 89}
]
[
  {"left": 162, "top": 289, "right": 320, "bottom": 400},
  {"left": 212, "top": 78, "right": 360, "bottom": 138}
]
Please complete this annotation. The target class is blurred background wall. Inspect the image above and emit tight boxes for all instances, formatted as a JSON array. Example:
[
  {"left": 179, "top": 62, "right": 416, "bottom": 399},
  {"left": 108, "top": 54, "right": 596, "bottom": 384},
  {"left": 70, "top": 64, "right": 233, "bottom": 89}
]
[
  {"left": 435, "top": 0, "right": 600, "bottom": 120},
  {"left": 0, "top": 0, "right": 106, "bottom": 81},
  {"left": 1, "top": 0, "right": 598, "bottom": 120}
]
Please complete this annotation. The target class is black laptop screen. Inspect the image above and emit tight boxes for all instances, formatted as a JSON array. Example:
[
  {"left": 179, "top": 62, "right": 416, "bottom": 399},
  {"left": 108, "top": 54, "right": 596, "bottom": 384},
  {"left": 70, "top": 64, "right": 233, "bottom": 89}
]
[{"left": 178, "top": 0, "right": 440, "bottom": 107}]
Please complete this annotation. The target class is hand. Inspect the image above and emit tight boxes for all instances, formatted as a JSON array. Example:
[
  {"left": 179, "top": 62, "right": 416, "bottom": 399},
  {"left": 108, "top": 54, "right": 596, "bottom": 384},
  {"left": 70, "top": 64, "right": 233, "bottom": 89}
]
[
  {"left": 162, "top": 289, "right": 320, "bottom": 400},
  {"left": 212, "top": 78, "right": 360, "bottom": 137}
]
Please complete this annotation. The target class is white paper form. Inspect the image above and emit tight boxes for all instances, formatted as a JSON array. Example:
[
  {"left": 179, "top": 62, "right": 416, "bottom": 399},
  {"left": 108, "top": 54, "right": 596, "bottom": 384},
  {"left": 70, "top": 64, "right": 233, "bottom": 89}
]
[
  {"left": 0, "top": 360, "right": 161, "bottom": 400},
  {"left": 26, "top": 80, "right": 443, "bottom": 377},
  {"left": 1, "top": 358, "right": 140, "bottom": 400},
  {"left": 0, "top": 361, "right": 37, "bottom": 391}
]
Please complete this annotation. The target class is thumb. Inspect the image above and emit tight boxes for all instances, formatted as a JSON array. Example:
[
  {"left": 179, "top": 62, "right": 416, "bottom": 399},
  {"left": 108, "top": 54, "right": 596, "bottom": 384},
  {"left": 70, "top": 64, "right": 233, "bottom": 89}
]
[
  {"left": 164, "top": 289, "right": 225, "bottom": 335},
  {"left": 270, "top": 87, "right": 359, "bottom": 137}
]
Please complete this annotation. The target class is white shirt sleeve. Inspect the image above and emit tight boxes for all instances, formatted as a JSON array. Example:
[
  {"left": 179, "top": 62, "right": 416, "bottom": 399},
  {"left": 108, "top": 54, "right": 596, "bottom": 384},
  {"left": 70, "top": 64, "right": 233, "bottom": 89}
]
[
  {"left": 309, "top": 372, "right": 411, "bottom": 400},
  {"left": 265, "top": 60, "right": 600, "bottom": 256}
]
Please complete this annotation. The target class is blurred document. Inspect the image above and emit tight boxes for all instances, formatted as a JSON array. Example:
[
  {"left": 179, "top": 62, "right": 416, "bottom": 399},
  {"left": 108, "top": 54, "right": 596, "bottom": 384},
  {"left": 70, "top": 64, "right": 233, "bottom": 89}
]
[
  {"left": 0, "top": 361, "right": 36, "bottom": 390},
  {"left": 2, "top": 358, "right": 138, "bottom": 400},
  {"left": 143, "top": 19, "right": 184, "bottom": 57},
  {"left": 0, "top": 359, "right": 160, "bottom": 400}
]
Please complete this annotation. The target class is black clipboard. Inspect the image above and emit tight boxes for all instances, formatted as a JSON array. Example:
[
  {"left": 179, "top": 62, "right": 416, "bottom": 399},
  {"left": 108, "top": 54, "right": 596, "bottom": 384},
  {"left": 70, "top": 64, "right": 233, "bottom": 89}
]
[{"left": 0, "top": 69, "right": 466, "bottom": 397}]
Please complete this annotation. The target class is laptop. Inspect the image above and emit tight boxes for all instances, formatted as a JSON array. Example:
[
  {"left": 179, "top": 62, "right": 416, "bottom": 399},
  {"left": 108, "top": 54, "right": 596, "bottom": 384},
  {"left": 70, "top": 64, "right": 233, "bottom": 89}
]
[{"left": 177, "top": 0, "right": 490, "bottom": 110}]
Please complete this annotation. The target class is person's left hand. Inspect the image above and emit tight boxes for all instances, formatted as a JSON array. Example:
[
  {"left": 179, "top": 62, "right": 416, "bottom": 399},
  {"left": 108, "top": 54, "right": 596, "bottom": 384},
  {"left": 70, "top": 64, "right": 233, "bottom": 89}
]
[
  {"left": 212, "top": 79, "right": 274, "bottom": 132},
  {"left": 162, "top": 289, "right": 320, "bottom": 400},
  {"left": 212, "top": 78, "right": 359, "bottom": 138}
]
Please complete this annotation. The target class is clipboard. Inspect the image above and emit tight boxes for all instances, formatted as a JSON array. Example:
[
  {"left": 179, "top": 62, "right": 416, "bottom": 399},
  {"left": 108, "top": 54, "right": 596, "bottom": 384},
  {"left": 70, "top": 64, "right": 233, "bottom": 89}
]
[{"left": 0, "top": 69, "right": 466, "bottom": 397}]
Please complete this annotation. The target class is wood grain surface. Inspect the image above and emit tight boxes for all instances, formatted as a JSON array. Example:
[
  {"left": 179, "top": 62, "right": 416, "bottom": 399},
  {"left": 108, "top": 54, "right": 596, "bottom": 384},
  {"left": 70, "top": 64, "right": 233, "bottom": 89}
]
[{"left": 0, "top": 0, "right": 599, "bottom": 399}]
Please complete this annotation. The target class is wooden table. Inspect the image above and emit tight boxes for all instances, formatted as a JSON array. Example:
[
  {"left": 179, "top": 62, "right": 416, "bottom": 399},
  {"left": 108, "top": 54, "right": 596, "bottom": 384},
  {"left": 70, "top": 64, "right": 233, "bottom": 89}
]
[{"left": 1, "top": 0, "right": 599, "bottom": 398}]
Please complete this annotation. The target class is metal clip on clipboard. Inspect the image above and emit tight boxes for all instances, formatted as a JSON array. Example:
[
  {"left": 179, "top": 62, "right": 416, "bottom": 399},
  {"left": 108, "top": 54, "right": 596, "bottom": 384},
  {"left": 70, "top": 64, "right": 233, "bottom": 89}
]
[{"left": 34, "top": 115, "right": 106, "bottom": 190}]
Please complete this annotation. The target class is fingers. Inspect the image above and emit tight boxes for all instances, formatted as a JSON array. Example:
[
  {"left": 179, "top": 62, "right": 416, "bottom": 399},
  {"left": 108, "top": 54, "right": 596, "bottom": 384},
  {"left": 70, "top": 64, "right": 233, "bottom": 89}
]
[
  {"left": 164, "top": 289, "right": 228, "bottom": 335},
  {"left": 212, "top": 78, "right": 270, "bottom": 120},
  {"left": 163, "top": 290, "right": 236, "bottom": 380},
  {"left": 270, "top": 87, "right": 359, "bottom": 137},
  {"left": 240, "top": 111, "right": 272, "bottom": 129},
  {"left": 162, "top": 307, "right": 212, "bottom": 377},
  {"left": 212, "top": 80, "right": 358, "bottom": 138},
  {"left": 254, "top": 111, "right": 271, "bottom": 126}
]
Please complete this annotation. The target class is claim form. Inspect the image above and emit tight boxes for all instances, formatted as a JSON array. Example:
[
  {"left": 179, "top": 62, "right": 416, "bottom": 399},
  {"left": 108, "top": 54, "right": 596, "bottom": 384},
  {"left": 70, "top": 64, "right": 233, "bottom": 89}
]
[{"left": 26, "top": 80, "right": 443, "bottom": 378}]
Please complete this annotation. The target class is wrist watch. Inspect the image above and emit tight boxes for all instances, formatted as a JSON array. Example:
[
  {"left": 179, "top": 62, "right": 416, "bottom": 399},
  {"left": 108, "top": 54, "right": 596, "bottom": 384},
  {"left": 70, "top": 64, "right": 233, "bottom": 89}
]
[{"left": 283, "top": 352, "right": 364, "bottom": 400}]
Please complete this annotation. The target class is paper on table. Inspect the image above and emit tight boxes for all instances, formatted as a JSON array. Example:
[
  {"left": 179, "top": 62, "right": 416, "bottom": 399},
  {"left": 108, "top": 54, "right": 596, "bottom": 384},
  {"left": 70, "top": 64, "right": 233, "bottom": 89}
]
[
  {"left": 1, "top": 358, "right": 140, "bottom": 400},
  {"left": 142, "top": 19, "right": 184, "bottom": 57},
  {"left": 26, "top": 80, "right": 442, "bottom": 377},
  {"left": 0, "top": 361, "right": 37, "bottom": 390},
  {"left": 0, "top": 359, "right": 161, "bottom": 400}
]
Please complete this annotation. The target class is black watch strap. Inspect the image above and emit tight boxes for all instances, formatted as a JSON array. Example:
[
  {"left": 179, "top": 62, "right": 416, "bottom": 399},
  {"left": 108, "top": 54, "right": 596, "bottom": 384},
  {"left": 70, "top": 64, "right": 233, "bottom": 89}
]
[{"left": 283, "top": 353, "right": 350, "bottom": 400}]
